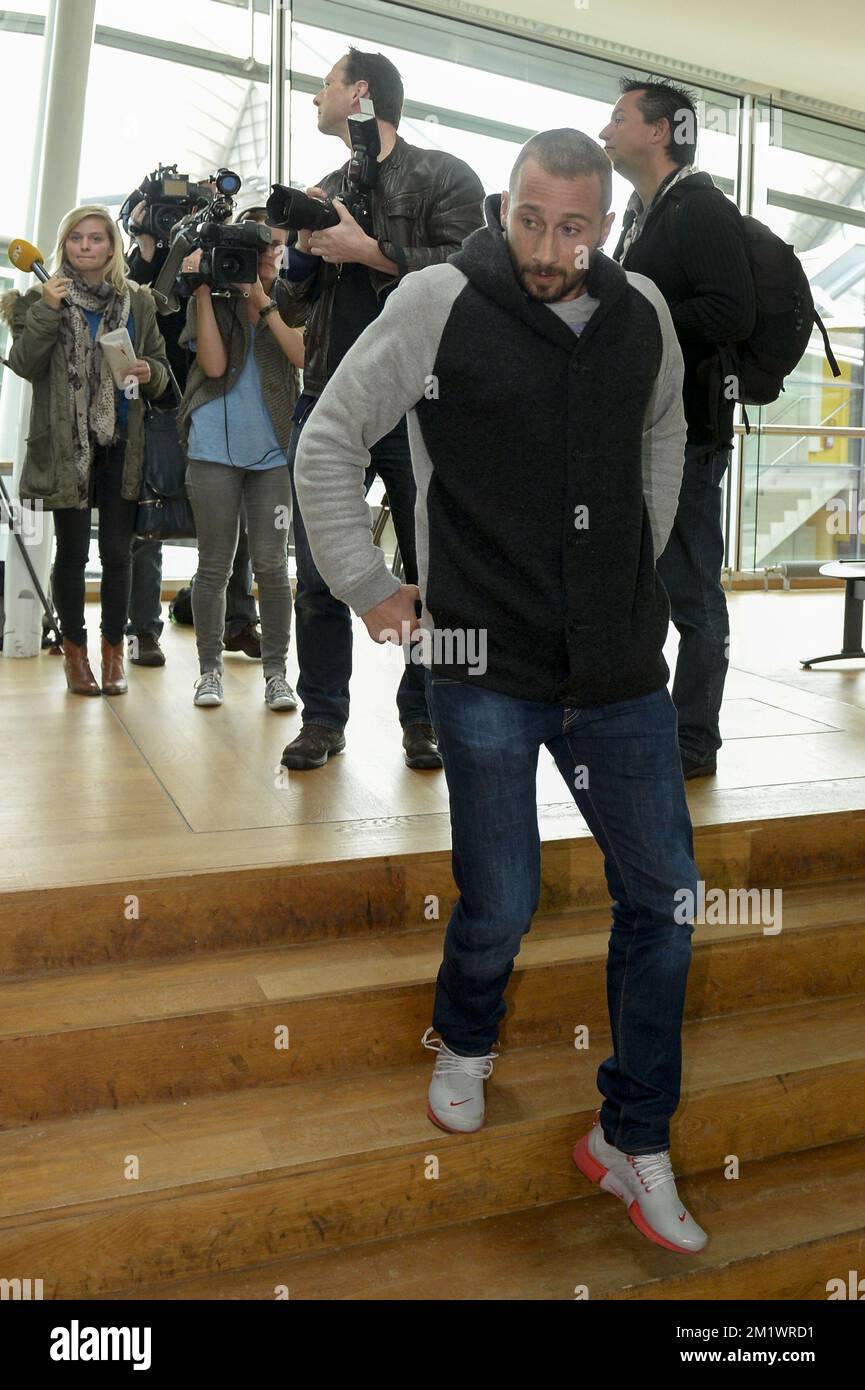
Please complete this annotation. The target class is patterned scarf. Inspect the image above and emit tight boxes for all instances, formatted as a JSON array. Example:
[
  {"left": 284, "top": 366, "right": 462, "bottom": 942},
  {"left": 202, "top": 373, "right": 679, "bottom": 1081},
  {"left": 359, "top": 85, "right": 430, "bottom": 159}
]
[
  {"left": 55, "top": 260, "right": 131, "bottom": 507},
  {"left": 619, "top": 163, "right": 697, "bottom": 263}
]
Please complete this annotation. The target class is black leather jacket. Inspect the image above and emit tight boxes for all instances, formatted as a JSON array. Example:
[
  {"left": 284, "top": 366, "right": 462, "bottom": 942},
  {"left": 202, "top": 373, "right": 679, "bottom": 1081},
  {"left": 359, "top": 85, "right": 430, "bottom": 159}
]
[{"left": 281, "top": 134, "right": 485, "bottom": 396}]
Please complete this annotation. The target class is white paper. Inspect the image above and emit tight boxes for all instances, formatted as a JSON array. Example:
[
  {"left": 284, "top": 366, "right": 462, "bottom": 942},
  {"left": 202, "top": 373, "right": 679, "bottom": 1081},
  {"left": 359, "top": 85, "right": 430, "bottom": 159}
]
[{"left": 99, "top": 327, "right": 138, "bottom": 390}]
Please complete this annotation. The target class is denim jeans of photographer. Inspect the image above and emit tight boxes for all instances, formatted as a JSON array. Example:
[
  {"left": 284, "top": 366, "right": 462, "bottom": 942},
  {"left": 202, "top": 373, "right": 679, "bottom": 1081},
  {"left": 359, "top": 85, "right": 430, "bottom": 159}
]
[
  {"left": 656, "top": 441, "right": 732, "bottom": 766},
  {"left": 426, "top": 673, "right": 698, "bottom": 1156},
  {"left": 127, "top": 527, "right": 258, "bottom": 640},
  {"left": 288, "top": 404, "right": 430, "bottom": 730}
]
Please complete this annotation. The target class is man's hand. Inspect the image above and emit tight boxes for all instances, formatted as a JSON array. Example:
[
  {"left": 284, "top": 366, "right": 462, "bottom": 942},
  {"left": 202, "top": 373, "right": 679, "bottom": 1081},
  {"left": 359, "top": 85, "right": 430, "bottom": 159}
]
[
  {"left": 308, "top": 197, "right": 377, "bottom": 267},
  {"left": 362, "top": 584, "right": 422, "bottom": 645},
  {"left": 296, "top": 187, "right": 329, "bottom": 254}
]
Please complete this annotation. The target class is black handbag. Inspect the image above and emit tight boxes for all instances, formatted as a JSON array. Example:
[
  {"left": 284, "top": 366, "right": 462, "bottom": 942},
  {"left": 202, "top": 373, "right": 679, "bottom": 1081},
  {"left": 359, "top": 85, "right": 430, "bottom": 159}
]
[{"left": 135, "top": 368, "right": 196, "bottom": 540}]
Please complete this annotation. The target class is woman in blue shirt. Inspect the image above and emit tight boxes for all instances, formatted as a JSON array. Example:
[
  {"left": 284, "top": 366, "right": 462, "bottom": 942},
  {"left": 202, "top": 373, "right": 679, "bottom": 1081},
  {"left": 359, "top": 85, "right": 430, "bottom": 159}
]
[{"left": 179, "top": 210, "right": 304, "bottom": 710}]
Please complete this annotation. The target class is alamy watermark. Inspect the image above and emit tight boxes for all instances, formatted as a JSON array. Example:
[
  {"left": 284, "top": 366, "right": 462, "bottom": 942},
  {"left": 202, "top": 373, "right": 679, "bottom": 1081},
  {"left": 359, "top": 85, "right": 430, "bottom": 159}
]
[
  {"left": 375, "top": 623, "right": 488, "bottom": 675},
  {"left": 0, "top": 495, "right": 44, "bottom": 545},
  {"left": 674, "top": 881, "right": 783, "bottom": 934}
]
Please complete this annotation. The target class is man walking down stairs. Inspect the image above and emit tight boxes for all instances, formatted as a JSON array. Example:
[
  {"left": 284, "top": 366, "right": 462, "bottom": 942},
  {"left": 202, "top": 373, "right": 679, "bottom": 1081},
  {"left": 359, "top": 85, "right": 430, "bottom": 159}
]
[{"left": 296, "top": 126, "right": 706, "bottom": 1254}]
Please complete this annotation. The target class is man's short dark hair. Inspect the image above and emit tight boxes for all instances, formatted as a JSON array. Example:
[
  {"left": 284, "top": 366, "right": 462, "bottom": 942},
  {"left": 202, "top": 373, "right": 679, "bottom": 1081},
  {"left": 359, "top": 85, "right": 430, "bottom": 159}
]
[
  {"left": 343, "top": 47, "right": 404, "bottom": 128},
  {"left": 509, "top": 129, "right": 612, "bottom": 215},
  {"left": 619, "top": 77, "right": 698, "bottom": 166}
]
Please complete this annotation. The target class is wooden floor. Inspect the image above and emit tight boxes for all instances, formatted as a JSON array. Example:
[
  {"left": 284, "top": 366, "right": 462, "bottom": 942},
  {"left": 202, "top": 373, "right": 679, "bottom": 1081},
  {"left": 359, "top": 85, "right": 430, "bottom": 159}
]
[
  {"left": 1, "top": 588, "right": 864, "bottom": 891},
  {"left": 2, "top": 585, "right": 864, "bottom": 1300}
]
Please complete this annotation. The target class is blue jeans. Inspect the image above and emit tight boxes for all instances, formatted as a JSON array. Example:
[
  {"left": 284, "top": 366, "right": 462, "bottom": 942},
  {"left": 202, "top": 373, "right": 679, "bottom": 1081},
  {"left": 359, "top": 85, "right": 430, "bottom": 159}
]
[
  {"left": 656, "top": 442, "right": 732, "bottom": 765},
  {"left": 288, "top": 405, "right": 429, "bottom": 729},
  {"left": 127, "top": 526, "right": 258, "bottom": 639},
  {"left": 426, "top": 674, "right": 698, "bottom": 1155}
]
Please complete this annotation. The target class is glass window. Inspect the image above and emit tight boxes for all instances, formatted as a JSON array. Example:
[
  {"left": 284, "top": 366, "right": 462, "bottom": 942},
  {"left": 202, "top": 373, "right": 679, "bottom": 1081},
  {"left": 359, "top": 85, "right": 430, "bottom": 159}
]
[
  {"left": 288, "top": 0, "right": 741, "bottom": 240},
  {"left": 0, "top": 6, "right": 48, "bottom": 452},
  {"left": 743, "top": 104, "right": 865, "bottom": 567},
  {"left": 80, "top": 1, "right": 272, "bottom": 212},
  {"left": 0, "top": 5, "right": 48, "bottom": 237}
]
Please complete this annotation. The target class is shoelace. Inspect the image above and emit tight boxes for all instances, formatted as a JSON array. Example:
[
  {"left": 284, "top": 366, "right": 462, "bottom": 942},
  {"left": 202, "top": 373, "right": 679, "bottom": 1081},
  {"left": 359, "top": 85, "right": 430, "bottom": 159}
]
[
  {"left": 195, "top": 673, "right": 221, "bottom": 695},
  {"left": 421, "top": 1027, "right": 497, "bottom": 1079},
  {"left": 266, "top": 677, "right": 293, "bottom": 697},
  {"left": 629, "top": 1150, "right": 676, "bottom": 1193}
]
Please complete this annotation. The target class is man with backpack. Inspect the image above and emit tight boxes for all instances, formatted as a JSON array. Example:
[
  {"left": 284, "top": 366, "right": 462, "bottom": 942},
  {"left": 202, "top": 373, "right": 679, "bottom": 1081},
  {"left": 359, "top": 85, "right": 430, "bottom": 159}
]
[{"left": 600, "top": 79, "right": 756, "bottom": 779}]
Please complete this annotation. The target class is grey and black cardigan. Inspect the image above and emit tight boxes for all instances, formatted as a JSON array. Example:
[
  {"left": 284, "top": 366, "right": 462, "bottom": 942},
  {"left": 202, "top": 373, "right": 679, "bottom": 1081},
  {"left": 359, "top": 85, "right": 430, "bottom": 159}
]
[{"left": 295, "top": 193, "right": 687, "bottom": 709}]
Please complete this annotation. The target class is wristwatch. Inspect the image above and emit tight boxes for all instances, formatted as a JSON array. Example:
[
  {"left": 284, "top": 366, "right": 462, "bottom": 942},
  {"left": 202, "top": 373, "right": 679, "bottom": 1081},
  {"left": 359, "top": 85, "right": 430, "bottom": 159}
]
[{"left": 259, "top": 300, "right": 279, "bottom": 323}]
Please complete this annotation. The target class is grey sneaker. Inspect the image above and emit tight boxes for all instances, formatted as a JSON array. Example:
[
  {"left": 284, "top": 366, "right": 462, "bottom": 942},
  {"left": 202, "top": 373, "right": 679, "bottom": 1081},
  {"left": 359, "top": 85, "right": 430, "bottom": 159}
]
[
  {"left": 194, "top": 671, "right": 224, "bottom": 706},
  {"left": 265, "top": 675, "right": 298, "bottom": 711}
]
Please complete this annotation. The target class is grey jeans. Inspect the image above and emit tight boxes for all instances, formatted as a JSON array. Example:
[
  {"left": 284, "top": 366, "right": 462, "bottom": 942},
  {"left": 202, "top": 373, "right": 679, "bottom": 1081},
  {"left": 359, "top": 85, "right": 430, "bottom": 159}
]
[{"left": 185, "top": 458, "right": 292, "bottom": 679}]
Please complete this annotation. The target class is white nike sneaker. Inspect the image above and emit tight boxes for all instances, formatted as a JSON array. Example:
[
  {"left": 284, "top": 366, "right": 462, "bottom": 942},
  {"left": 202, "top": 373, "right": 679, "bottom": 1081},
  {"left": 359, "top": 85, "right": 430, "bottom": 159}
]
[
  {"left": 422, "top": 1026, "right": 498, "bottom": 1134},
  {"left": 572, "top": 1114, "right": 708, "bottom": 1253}
]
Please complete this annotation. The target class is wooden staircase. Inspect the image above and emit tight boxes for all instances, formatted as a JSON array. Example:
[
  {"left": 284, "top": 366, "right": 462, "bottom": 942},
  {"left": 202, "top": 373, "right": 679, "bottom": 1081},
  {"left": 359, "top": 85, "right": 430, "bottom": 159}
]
[{"left": 1, "top": 810, "right": 864, "bottom": 1300}]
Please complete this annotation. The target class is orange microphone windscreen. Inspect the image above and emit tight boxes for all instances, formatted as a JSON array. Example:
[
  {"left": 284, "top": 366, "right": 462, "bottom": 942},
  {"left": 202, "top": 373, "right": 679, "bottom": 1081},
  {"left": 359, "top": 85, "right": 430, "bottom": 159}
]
[{"left": 8, "top": 238, "right": 47, "bottom": 273}]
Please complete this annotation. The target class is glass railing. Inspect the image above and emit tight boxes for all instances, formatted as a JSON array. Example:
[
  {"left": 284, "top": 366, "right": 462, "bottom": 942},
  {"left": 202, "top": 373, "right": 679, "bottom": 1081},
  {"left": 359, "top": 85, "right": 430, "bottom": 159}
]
[
  {"left": 737, "top": 425, "right": 865, "bottom": 570},
  {"left": 736, "top": 323, "right": 865, "bottom": 570}
]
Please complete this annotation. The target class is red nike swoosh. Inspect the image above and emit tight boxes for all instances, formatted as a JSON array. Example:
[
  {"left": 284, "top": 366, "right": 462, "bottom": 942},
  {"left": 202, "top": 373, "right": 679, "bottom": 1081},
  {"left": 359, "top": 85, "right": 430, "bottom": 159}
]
[
  {"left": 679, "top": 1212, "right": 687, "bottom": 1222},
  {"left": 449, "top": 1099, "right": 472, "bottom": 1107}
]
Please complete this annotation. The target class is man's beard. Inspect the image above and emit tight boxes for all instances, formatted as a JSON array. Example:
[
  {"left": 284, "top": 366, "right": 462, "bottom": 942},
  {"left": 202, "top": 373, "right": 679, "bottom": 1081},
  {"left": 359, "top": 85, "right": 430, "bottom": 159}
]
[{"left": 502, "top": 225, "right": 594, "bottom": 302}]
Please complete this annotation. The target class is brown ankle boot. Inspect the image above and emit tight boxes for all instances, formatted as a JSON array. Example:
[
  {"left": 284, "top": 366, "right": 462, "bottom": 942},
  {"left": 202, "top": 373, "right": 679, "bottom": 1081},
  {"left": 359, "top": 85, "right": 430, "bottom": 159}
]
[
  {"left": 101, "top": 636, "right": 128, "bottom": 695},
  {"left": 62, "top": 639, "right": 101, "bottom": 696}
]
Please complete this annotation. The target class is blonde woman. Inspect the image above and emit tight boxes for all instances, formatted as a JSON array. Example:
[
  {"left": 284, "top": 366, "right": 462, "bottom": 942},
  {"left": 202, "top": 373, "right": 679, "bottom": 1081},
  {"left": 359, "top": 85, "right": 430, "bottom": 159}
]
[{"left": 1, "top": 205, "right": 169, "bottom": 695}]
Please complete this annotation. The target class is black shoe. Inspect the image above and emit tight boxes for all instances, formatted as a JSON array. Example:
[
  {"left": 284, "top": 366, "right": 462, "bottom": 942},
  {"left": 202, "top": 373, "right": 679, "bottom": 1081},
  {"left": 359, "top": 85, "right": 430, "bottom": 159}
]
[
  {"left": 280, "top": 723, "right": 346, "bottom": 770},
  {"left": 402, "top": 722, "right": 443, "bottom": 769},
  {"left": 224, "top": 622, "right": 262, "bottom": 659},
  {"left": 682, "top": 755, "right": 717, "bottom": 780},
  {"left": 128, "top": 634, "right": 165, "bottom": 667}
]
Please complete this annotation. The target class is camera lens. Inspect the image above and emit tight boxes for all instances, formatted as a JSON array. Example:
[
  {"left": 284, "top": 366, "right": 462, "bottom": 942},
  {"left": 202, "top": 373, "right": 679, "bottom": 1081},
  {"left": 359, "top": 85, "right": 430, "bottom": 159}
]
[
  {"left": 219, "top": 255, "right": 242, "bottom": 280},
  {"left": 216, "top": 169, "right": 242, "bottom": 197},
  {"left": 154, "top": 206, "right": 176, "bottom": 237}
]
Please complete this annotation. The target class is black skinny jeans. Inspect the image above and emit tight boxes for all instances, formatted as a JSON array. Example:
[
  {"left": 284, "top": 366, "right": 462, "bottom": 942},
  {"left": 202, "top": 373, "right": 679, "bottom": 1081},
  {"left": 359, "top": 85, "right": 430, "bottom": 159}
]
[{"left": 52, "top": 442, "right": 138, "bottom": 647}]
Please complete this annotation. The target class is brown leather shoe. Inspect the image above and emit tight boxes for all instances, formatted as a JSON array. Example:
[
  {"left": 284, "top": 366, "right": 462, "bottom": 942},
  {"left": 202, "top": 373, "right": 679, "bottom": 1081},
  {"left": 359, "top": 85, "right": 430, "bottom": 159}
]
[
  {"left": 62, "top": 639, "right": 101, "bottom": 696},
  {"left": 101, "top": 636, "right": 128, "bottom": 696}
]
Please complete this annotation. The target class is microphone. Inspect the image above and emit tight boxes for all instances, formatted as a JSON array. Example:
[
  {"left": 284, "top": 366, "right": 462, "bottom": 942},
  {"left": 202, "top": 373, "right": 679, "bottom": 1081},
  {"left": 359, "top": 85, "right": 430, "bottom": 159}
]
[{"left": 8, "top": 238, "right": 51, "bottom": 283}]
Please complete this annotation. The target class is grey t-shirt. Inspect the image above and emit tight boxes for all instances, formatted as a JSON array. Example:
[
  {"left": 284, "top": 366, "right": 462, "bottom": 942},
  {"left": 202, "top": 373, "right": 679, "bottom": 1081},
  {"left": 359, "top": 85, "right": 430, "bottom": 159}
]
[{"left": 544, "top": 292, "right": 601, "bottom": 334}]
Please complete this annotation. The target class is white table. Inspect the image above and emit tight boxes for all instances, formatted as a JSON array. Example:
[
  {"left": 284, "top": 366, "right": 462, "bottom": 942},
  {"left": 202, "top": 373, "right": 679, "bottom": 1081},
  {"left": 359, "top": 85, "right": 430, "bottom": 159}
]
[{"left": 801, "top": 561, "right": 865, "bottom": 667}]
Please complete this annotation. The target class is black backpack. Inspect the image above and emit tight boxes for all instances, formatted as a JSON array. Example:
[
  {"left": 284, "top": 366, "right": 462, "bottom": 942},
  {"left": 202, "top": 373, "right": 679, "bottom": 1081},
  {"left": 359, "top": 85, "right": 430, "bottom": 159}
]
[
  {"left": 667, "top": 178, "right": 840, "bottom": 425},
  {"left": 168, "top": 584, "right": 194, "bottom": 625}
]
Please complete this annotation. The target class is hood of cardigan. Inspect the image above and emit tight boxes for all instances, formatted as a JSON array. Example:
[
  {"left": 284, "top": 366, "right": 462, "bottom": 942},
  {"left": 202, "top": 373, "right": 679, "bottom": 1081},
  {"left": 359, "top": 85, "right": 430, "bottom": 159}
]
[{"left": 448, "top": 192, "right": 628, "bottom": 349}]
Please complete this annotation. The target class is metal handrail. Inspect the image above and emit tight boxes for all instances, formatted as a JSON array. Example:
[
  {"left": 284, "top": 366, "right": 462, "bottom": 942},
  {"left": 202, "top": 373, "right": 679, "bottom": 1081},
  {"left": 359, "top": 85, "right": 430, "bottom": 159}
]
[
  {"left": 749, "top": 401, "right": 856, "bottom": 467},
  {"left": 734, "top": 424, "right": 865, "bottom": 437}
]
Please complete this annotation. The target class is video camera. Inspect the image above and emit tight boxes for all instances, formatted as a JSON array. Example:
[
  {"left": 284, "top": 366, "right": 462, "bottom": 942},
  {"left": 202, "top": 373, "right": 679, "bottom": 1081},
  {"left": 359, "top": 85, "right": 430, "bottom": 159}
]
[
  {"left": 266, "top": 98, "right": 380, "bottom": 237},
  {"left": 152, "top": 168, "right": 271, "bottom": 313},
  {"left": 119, "top": 164, "right": 214, "bottom": 245}
]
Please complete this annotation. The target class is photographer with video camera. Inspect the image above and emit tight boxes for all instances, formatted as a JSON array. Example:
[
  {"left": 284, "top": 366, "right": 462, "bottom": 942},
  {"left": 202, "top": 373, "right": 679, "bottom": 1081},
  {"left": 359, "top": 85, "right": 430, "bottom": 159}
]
[
  {"left": 123, "top": 170, "right": 263, "bottom": 668},
  {"left": 176, "top": 207, "right": 304, "bottom": 711},
  {"left": 1, "top": 203, "right": 169, "bottom": 697},
  {"left": 273, "top": 47, "right": 484, "bottom": 771}
]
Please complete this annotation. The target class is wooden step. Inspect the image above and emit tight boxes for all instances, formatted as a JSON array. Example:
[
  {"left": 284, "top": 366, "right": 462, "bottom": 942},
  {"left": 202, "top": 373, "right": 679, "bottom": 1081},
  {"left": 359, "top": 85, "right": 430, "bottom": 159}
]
[
  {"left": 2, "top": 998, "right": 863, "bottom": 1295},
  {"left": 3, "top": 882, "right": 864, "bottom": 1123},
  {"left": 100, "top": 1137, "right": 865, "bottom": 1301},
  {"left": 2, "top": 808, "right": 863, "bottom": 975}
]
